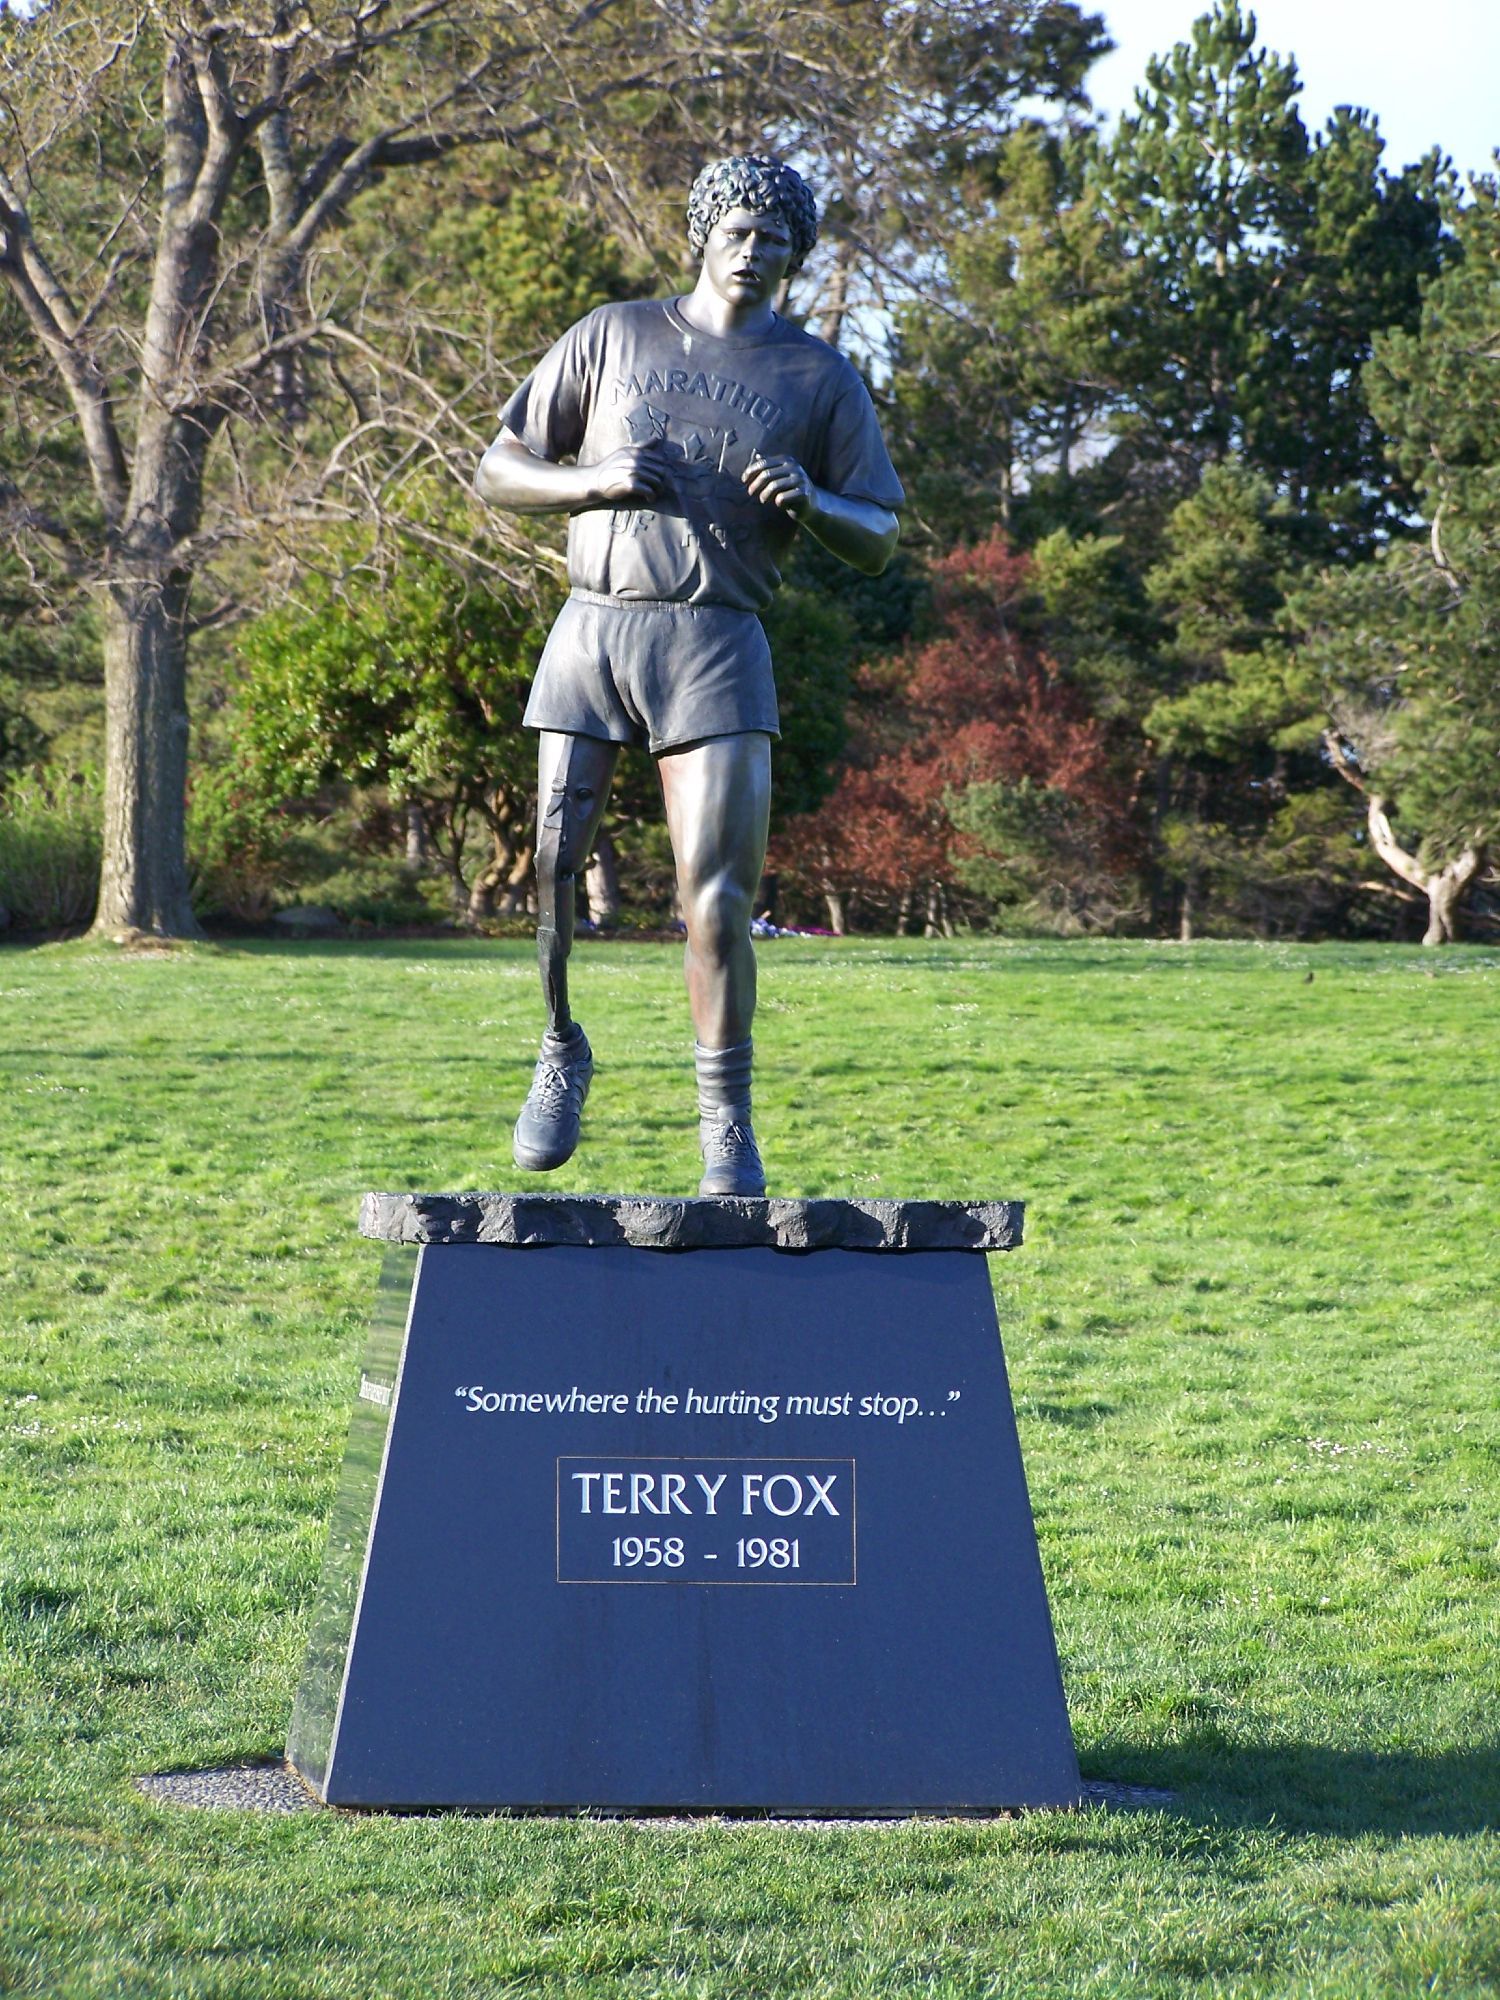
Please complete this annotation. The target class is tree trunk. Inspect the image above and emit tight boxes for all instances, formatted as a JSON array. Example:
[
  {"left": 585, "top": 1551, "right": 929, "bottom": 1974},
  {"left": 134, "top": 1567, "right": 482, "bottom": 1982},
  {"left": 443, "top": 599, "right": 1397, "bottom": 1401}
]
[
  {"left": 824, "top": 890, "right": 846, "bottom": 935},
  {"left": 91, "top": 579, "right": 202, "bottom": 939},
  {"left": 496, "top": 842, "right": 533, "bottom": 916},
  {"left": 1149, "top": 756, "right": 1176, "bottom": 932},
  {"left": 1178, "top": 872, "right": 1196, "bottom": 942},
  {"left": 997, "top": 413, "right": 1014, "bottom": 531},
  {"left": 432, "top": 814, "right": 470, "bottom": 916},
  {"left": 1057, "top": 390, "right": 1076, "bottom": 486},
  {"left": 466, "top": 820, "right": 536, "bottom": 926},
  {"left": 466, "top": 863, "right": 500, "bottom": 926},
  {"left": 404, "top": 799, "right": 432, "bottom": 869},
  {"left": 815, "top": 236, "right": 855, "bottom": 349},
  {"left": 586, "top": 830, "right": 621, "bottom": 930},
  {"left": 474, "top": 785, "right": 534, "bottom": 914},
  {"left": 1423, "top": 868, "right": 1468, "bottom": 946},
  {"left": 85, "top": 42, "right": 232, "bottom": 943},
  {"left": 1362, "top": 792, "right": 1484, "bottom": 947}
]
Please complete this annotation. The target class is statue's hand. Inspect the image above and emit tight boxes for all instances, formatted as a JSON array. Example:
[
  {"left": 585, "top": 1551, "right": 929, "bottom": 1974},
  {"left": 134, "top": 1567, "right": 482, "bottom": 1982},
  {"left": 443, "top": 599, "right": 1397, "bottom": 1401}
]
[
  {"left": 742, "top": 453, "right": 815, "bottom": 519},
  {"left": 585, "top": 441, "right": 674, "bottom": 506}
]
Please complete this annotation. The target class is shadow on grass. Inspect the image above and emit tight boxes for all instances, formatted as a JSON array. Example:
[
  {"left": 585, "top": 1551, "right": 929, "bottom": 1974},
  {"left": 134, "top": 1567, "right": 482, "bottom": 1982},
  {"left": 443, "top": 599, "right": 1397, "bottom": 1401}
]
[
  {"left": 208, "top": 935, "right": 533, "bottom": 960},
  {"left": 1093, "top": 1736, "right": 1500, "bottom": 1836}
]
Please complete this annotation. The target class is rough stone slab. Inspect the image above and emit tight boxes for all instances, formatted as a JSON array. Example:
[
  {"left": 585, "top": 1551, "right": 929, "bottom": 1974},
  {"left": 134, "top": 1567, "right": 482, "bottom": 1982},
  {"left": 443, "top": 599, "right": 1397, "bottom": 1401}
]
[{"left": 358, "top": 1192, "right": 1023, "bottom": 1253}]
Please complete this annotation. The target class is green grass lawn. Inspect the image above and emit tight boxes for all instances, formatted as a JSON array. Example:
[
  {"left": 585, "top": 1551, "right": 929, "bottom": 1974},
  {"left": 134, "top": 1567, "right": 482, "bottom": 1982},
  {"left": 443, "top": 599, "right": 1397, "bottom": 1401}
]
[{"left": 2, "top": 935, "right": 1497, "bottom": 1998}]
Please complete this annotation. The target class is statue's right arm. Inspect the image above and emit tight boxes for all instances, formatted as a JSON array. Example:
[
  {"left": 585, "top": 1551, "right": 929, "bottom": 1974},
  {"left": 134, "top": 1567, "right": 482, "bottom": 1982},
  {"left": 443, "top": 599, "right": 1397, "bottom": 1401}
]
[{"left": 473, "top": 428, "right": 673, "bottom": 514}]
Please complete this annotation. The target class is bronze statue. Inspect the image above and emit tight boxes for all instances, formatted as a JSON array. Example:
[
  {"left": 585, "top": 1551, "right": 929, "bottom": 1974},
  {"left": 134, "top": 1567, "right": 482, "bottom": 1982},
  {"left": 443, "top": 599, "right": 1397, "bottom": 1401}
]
[{"left": 475, "top": 156, "right": 902, "bottom": 1194}]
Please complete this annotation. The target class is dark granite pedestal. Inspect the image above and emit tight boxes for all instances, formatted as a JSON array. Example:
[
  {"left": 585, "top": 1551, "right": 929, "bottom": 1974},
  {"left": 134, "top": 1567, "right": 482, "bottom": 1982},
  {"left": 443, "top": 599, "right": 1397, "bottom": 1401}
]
[{"left": 287, "top": 1195, "right": 1080, "bottom": 1813}]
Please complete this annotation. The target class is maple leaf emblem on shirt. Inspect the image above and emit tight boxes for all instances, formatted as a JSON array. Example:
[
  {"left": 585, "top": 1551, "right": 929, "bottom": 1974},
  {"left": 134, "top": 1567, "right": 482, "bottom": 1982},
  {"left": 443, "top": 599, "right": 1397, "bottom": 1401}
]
[{"left": 624, "top": 403, "right": 670, "bottom": 444}]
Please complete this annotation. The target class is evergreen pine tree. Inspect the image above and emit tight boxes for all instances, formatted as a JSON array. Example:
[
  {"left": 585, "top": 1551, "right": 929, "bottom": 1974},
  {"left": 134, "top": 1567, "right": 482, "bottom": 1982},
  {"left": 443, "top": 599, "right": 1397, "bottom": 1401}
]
[
  {"left": 1093, "top": 1, "right": 1449, "bottom": 549},
  {"left": 1294, "top": 178, "right": 1500, "bottom": 942}
]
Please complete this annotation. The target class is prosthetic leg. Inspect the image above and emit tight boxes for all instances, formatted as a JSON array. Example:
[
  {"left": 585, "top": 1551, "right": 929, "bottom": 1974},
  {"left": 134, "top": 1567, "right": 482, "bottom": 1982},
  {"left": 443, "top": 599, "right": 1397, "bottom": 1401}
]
[{"left": 513, "top": 733, "right": 617, "bottom": 1173}]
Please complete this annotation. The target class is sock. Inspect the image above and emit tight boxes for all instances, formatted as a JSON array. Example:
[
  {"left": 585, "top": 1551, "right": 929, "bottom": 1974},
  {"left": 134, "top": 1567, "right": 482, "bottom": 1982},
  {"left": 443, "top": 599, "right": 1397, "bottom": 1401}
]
[
  {"left": 542, "top": 1023, "right": 586, "bottom": 1060},
  {"left": 696, "top": 1039, "right": 753, "bottom": 1124}
]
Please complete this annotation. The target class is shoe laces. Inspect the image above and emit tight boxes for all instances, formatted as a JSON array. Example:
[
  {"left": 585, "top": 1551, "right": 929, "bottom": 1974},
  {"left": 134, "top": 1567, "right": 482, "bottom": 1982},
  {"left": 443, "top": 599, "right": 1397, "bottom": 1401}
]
[
  {"left": 532, "top": 1056, "right": 585, "bottom": 1106},
  {"left": 703, "top": 1120, "right": 758, "bottom": 1160}
]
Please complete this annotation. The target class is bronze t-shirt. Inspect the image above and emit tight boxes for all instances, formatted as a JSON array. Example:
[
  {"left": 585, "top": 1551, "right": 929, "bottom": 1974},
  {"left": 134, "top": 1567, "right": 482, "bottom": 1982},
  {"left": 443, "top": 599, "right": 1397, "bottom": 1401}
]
[{"left": 499, "top": 299, "right": 904, "bottom": 613}]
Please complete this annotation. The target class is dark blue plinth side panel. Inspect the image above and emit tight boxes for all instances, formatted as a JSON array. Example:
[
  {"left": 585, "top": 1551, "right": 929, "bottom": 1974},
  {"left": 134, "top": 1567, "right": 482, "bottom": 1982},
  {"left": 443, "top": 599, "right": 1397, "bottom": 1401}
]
[{"left": 289, "top": 1244, "right": 1079, "bottom": 1811}]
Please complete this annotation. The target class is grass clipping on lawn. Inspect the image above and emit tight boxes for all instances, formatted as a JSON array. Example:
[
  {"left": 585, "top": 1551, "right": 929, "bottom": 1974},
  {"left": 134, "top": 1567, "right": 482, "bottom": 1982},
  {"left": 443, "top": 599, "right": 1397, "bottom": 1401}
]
[{"left": 1, "top": 936, "right": 1497, "bottom": 2000}]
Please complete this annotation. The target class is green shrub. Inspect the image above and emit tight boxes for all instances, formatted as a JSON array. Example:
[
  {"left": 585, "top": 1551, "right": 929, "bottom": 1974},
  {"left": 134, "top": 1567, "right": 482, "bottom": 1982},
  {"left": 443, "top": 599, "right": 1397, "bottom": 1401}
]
[
  {"left": 304, "top": 857, "right": 452, "bottom": 928},
  {"left": 187, "top": 761, "right": 292, "bottom": 921},
  {"left": 0, "top": 767, "right": 102, "bottom": 930},
  {"left": 1, "top": 680, "right": 48, "bottom": 781}
]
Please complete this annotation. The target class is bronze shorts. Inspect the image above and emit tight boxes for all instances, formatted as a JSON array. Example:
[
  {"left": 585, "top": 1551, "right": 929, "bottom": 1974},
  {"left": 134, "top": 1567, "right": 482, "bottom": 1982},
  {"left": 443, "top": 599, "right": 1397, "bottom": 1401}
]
[{"left": 524, "top": 591, "right": 779, "bottom": 754}]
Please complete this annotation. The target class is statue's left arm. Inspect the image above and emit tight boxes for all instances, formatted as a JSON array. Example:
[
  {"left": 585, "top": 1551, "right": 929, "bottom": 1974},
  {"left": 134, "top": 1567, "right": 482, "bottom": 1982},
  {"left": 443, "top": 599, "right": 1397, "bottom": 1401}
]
[{"left": 741, "top": 455, "right": 899, "bottom": 576}]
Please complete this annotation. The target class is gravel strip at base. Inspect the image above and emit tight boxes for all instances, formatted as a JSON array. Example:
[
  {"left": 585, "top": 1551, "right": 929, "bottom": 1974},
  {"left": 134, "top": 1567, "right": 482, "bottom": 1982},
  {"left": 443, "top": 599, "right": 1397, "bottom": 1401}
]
[
  {"left": 134, "top": 1763, "right": 320, "bottom": 1813},
  {"left": 135, "top": 1764, "right": 1176, "bottom": 1818}
]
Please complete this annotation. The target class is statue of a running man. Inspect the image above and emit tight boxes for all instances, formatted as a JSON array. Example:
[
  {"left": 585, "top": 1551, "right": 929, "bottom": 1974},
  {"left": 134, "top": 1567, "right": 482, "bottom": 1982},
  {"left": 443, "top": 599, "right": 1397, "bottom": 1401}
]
[{"left": 475, "top": 155, "right": 903, "bottom": 1195}]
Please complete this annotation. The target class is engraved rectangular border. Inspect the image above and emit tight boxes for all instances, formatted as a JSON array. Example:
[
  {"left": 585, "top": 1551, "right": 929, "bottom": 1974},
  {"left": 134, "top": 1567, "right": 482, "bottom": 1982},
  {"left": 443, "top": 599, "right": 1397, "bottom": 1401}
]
[{"left": 555, "top": 1454, "right": 858, "bottom": 1587}]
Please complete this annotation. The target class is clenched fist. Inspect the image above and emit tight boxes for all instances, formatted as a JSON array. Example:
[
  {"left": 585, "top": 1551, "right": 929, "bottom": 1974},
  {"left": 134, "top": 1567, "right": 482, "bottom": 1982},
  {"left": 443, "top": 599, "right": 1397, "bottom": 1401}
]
[
  {"left": 586, "top": 440, "right": 675, "bottom": 507},
  {"left": 742, "top": 453, "right": 815, "bottom": 519}
]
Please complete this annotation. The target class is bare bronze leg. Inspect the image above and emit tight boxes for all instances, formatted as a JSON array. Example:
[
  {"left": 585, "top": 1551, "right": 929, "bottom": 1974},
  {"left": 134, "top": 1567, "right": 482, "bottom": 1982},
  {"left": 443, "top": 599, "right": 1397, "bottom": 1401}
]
[
  {"left": 534, "top": 731, "right": 619, "bottom": 1039},
  {"left": 658, "top": 733, "right": 772, "bottom": 1193},
  {"left": 658, "top": 732, "right": 771, "bottom": 1047}
]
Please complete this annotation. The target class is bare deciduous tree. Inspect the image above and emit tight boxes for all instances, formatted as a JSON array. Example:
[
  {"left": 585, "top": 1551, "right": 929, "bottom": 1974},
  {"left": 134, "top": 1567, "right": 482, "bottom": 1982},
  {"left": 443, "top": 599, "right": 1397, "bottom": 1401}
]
[
  {"left": 2, "top": 0, "right": 1097, "bottom": 937},
  {"left": 0, "top": 1, "right": 720, "bottom": 935}
]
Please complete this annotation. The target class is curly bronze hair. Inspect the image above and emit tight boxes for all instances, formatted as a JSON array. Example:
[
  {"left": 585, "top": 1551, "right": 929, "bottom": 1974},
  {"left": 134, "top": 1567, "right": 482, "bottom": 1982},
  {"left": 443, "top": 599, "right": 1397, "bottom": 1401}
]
[{"left": 686, "top": 155, "right": 818, "bottom": 273}]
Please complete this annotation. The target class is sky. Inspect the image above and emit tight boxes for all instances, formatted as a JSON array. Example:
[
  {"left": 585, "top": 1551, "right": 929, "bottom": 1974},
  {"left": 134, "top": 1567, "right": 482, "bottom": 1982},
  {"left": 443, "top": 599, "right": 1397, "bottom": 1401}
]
[{"left": 1087, "top": 0, "right": 1499, "bottom": 182}]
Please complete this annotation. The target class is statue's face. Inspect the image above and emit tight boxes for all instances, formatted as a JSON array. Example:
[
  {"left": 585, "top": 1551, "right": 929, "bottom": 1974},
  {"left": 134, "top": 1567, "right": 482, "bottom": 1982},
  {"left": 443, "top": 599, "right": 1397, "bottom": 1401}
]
[{"left": 700, "top": 204, "right": 795, "bottom": 309}]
